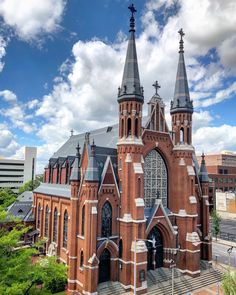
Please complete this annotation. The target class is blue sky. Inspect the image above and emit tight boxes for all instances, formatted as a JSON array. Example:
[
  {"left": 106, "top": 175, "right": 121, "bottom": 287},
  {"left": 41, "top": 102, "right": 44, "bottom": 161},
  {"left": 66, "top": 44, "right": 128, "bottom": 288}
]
[{"left": 0, "top": 0, "right": 235, "bottom": 172}]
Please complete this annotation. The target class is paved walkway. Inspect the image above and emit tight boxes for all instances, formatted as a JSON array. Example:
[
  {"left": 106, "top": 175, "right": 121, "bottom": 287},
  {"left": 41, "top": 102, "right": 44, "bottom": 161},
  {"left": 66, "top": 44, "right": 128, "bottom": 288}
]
[{"left": 192, "top": 282, "right": 224, "bottom": 295}]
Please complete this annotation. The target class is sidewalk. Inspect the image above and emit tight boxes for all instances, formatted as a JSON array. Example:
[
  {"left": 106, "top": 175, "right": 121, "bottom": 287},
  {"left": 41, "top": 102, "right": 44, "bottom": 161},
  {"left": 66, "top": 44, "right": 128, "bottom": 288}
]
[
  {"left": 213, "top": 237, "right": 236, "bottom": 248},
  {"left": 192, "top": 282, "right": 224, "bottom": 295}
]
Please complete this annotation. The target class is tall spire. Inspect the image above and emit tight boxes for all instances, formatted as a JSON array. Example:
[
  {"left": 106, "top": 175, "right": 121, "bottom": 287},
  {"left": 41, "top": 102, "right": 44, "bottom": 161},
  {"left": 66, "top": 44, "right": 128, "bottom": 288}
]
[
  {"left": 170, "top": 29, "right": 193, "bottom": 114},
  {"left": 118, "top": 4, "right": 143, "bottom": 102},
  {"left": 70, "top": 142, "right": 81, "bottom": 182},
  {"left": 199, "top": 152, "right": 209, "bottom": 183}
]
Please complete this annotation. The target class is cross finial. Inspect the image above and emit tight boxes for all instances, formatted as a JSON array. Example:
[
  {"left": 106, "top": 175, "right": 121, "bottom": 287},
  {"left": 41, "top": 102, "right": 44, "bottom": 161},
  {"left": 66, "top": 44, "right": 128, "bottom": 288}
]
[
  {"left": 152, "top": 81, "right": 161, "bottom": 95},
  {"left": 178, "top": 28, "right": 185, "bottom": 53},
  {"left": 70, "top": 129, "right": 74, "bottom": 137},
  {"left": 128, "top": 4, "right": 137, "bottom": 32},
  {"left": 76, "top": 142, "right": 80, "bottom": 157}
]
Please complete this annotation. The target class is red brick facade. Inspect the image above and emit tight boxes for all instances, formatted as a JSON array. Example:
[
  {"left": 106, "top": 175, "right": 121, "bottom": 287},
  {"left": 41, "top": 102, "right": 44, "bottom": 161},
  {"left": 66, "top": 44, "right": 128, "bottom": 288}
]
[{"left": 34, "top": 9, "right": 212, "bottom": 294}]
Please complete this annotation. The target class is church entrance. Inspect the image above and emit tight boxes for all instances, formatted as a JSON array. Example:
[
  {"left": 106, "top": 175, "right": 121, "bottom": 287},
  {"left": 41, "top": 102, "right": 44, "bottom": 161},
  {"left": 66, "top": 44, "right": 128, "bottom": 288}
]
[
  {"left": 98, "top": 248, "right": 111, "bottom": 283},
  {"left": 147, "top": 227, "right": 163, "bottom": 270}
]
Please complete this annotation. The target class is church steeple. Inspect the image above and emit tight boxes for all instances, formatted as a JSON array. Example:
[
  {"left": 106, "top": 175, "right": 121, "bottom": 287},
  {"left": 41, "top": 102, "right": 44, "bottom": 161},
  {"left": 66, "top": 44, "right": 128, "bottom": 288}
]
[
  {"left": 199, "top": 152, "right": 209, "bottom": 183},
  {"left": 70, "top": 142, "right": 81, "bottom": 182},
  {"left": 170, "top": 29, "right": 193, "bottom": 114},
  {"left": 118, "top": 4, "right": 143, "bottom": 102},
  {"left": 171, "top": 29, "right": 193, "bottom": 146}
]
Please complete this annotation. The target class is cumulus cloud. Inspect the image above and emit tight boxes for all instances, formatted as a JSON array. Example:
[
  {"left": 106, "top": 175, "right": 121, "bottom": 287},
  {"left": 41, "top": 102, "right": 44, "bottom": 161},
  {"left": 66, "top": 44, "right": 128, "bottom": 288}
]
[
  {"left": 0, "top": 89, "right": 17, "bottom": 103},
  {"left": 0, "top": 127, "right": 19, "bottom": 157},
  {"left": 0, "top": 35, "right": 7, "bottom": 71},
  {"left": 0, "top": 0, "right": 66, "bottom": 41}
]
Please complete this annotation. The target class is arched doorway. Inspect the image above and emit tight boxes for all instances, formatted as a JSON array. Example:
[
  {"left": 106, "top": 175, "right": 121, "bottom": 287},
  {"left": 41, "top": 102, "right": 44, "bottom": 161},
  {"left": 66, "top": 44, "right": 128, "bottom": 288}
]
[
  {"left": 147, "top": 227, "right": 163, "bottom": 270},
  {"left": 99, "top": 249, "right": 111, "bottom": 283}
]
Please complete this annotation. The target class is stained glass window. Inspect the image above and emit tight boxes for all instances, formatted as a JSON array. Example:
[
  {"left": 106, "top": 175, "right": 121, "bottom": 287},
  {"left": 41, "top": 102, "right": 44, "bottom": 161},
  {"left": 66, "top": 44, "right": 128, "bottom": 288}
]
[
  {"left": 101, "top": 201, "right": 112, "bottom": 237},
  {"left": 81, "top": 205, "right": 85, "bottom": 236},
  {"left": 37, "top": 203, "right": 41, "bottom": 228},
  {"left": 63, "top": 210, "right": 68, "bottom": 248},
  {"left": 144, "top": 150, "right": 168, "bottom": 208},
  {"left": 53, "top": 208, "right": 58, "bottom": 242},
  {"left": 44, "top": 206, "right": 49, "bottom": 237}
]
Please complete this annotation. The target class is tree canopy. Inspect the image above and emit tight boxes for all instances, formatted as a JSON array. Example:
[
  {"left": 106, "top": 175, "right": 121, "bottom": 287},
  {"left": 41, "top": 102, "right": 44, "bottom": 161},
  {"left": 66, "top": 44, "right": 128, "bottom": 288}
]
[
  {"left": 18, "top": 175, "right": 43, "bottom": 195},
  {"left": 222, "top": 270, "right": 236, "bottom": 295}
]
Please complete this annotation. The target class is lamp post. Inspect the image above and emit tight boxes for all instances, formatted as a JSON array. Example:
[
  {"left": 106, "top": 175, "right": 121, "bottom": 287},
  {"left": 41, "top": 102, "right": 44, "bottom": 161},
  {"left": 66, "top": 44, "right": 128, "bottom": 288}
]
[
  {"left": 227, "top": 246, "right": 233, "bottom": 271},
  {"left": 170, "top": 259, "right": 176, "bottom": 295},
  {"left": 133, "top": 238, "right": 155, "bottom": 295}
]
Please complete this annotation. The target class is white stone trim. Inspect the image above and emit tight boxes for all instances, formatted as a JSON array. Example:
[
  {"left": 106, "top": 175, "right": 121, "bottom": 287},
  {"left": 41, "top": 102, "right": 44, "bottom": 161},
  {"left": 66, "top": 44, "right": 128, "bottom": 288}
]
[
  {"left": 179, "top": 158, "right": 186, "bottom": 166},
  {"left": 77, "top": 235, "right": 85, "bottom": 240},
  {"left": 119, "top": 258, "right": 147, "bottom": 266},
  {"left": 69, "top": 256, "right": 77, "bottom": 259},
  {"left": 117, "top": 137, "right": 143, "bottom": 146},
  {"left": 179, "top": 248, "right": 200, "bottom": 253},
  {"left": 118, "top": 215, "right": 146, "bottom": 223},
  {"left": 189, "top": 196, "right": 197, "bottom": 204},
  {"left": 82, "top": 291, "right": 98, "bottom": 295},
  {"left": 173, "top": 144, "right": 194, "bottom": 151},
  {"left": 131, "top": 240, "right": 148, "bottom": 254},
  {"left": 84, "top": 200, "right": 98, "bottom": 204},
  {"left": 125, "top": 153, "right": 132, "bottom": 163},
  {"left": 83, "top": 264, "right": 98, "bottom": 270},
  {"left": 135, "top": 198, "right": 145, "bottom": 207},
  {"left": 91, "top": 206, "right": 97, "bottom": 214},
  {"left": 187, "top": 166, "right": 195, "bottom": 176},
  {"left": 59, "top": 257, "right": 67, "bottom": 264},
  {"left": 97, "top": 235, "right": 119, "bottom": 241},
  {"left": 70, "top": 197, "right": 78, "bottom": 200},
  {"left": 133, "top": 163, "right": 143, "bottom": 174},
  {"left": 68, "top": 279, "right": 83, "bottom": 287},
  {"left": 177, "top": 268, "right": 201, "bottom": 275},
  {"left": 130, "top": 281, "right": 147, "bottom": 291},
  {"left": 186, "top": 232, "right": 200, "bottom": 245},
  {"left": 174, "top": 210, "right": 198, "bottom": 217}
]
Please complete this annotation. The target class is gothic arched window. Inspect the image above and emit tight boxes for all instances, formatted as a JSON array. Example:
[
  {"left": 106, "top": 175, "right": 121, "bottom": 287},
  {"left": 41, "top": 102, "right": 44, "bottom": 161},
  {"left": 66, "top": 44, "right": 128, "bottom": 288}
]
[
  {"left": 80, "top": 251, "right": 84, "bottom": 268},
  {"left": 144, "top": 150, "right": 168, "bottom": 208},
  {"left": 187, "top": 127, "right": 190, "bottom": 144},
  {"left": 65, "top": 162, "right": 69, "bottom": 184},
  {"left": 119, "top": 239, "right": 123, "bottom": 258},
  {"left": 135, "top": 118, "right": 139, "bottom": 137},
  {"left": 127, "top": 118, "right": 131, "bottom": 136},
  {"left": 180, "top": 127, "right": 184, "bottom": 143},
  {"left": 53, "top": 208, "right": 58, "bottom": 242},
  {"left": 63, "top": 210, "right": 68, "bottom": 248},
  {"left": 44, "top": 205, "right": 49, "bottom": 237},
  {"left": 101, "top": 201, "right": 112, "bottom": 237},
  {"left": 81, "top": 205, "right": 85, "bottom": 236},
  {"left": 37, "top": 203, "right": 41, "bottom": 228}
]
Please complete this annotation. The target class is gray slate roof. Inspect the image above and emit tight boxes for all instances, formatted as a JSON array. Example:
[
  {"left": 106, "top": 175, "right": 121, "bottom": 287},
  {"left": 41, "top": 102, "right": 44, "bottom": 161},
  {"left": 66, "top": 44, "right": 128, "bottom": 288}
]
[
  {"left": 170, "top": 42, "right": 193, "bottom": 114},
  {"left": 34, "top": 183, "right": 71, "bottom": 198},
  {"left": 118, "top": 30, "right": 143, "bottom": 102},
  {"left": 17, "top": 191, "right": 33, "bottom": 202},
  {"left": 7, "top": 201, "right": 33, "bottom": 222}
]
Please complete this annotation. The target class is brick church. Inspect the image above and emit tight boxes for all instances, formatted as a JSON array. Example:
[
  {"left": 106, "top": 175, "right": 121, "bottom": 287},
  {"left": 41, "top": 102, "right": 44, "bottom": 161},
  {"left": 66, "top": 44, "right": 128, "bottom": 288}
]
[{"left": 33, "top": 5, "right": 212, "bottom": 295}]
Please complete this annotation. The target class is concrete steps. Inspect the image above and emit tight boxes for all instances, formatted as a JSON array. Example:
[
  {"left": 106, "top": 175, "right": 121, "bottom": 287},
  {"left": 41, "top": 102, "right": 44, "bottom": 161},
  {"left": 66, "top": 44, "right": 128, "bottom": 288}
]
[{"left": 97, "top": 267, "right": 223, "bottom": 295}]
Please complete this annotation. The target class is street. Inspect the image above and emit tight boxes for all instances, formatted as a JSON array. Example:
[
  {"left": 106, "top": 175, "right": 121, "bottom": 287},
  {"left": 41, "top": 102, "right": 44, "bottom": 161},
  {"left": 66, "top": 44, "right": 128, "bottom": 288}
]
[{"left": 212, "top": 241, "right": 236, "bottom": 267}]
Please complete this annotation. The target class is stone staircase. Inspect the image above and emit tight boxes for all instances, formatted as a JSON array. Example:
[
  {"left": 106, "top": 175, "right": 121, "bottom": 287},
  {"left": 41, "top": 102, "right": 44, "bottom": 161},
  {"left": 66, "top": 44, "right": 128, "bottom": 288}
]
[{"left": 97, "top": 264, "right": 223, "bottom": 295}]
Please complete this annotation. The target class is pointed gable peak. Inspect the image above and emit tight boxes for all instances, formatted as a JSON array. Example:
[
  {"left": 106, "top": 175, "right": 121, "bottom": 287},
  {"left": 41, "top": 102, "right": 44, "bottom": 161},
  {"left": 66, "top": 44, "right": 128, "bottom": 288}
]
[
  {"left": 118, "top": 4, "right": 143, "bottom": 103},
  {"left": 70, "top": 142, "right": 81, "bottom": 182},
  {"left": 170, "top": 29, "right": 193, "bottom": 115},
  {"left": 85, "top": 140, "right": 99, "bottom": 182}
]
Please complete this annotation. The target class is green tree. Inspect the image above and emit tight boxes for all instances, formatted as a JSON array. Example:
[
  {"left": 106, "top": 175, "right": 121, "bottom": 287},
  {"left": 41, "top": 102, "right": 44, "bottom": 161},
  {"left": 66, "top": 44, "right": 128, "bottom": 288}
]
[
  {"left": 222, "top": 270, "right": 236, "bottom": 295},
  {"left": 0, "top": 188, "right": 17, "bottom": 208},
  {"left": 0, "top": 206, "right": 67, "bottom": 294},
  {"left": 211, "top": 210, "right": 221, "bottom": 241},
  {"left": 18, "top": 176, "right": 42, "bottom": 194}
]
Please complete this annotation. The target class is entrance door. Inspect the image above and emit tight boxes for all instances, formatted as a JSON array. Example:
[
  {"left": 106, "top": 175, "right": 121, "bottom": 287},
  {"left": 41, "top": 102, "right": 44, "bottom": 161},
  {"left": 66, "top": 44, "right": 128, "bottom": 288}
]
[
  {"left": 147, "top": 227, "right": 163, "bottom": 269},
  {"left": 99, "top": 249, "right": 111, "bottom": 283}
]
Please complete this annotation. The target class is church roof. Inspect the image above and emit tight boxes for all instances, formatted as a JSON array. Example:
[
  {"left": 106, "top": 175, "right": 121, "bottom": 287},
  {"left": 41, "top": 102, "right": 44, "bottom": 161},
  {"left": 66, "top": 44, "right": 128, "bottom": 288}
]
[
  {"left": 118, "top": 4, "right": 143, "bottom": 102},
  {"left": 170, "top": 29, "right": 193, "bottom": 114},
  {"left": 199, "top": 153, "right": 209, "bottom": 183}
]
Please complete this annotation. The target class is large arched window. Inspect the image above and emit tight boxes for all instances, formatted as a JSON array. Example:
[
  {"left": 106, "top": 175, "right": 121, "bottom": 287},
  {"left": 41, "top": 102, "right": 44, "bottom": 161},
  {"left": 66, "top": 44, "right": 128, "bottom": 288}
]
[
  {"left": 53, "top": 208, "right": 58, "bottom": 242},
  {"left": 44, "top": 206, "right": 49, "bottom": 237},
  {"left": 37, "top": 203, "right": 41, "bottom": 228},
  {"left": 101, "top": 201, "right": 112, "bottom": 237},
  {"left": 63, "top": 210, "right": 68, "bottom": 248},
  {"left": 144, "top": 150, "right": 168, "bottom": 208}
]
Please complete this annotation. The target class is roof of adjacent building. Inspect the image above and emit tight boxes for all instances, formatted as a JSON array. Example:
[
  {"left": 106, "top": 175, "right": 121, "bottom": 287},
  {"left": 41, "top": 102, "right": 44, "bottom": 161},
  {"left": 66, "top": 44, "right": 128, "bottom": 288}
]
[
  {"left": 17, "top": 191, "right": 33, "bottom": 202},
  {"left": 6, "top": 201, "right": 34, "bottom": 222}
]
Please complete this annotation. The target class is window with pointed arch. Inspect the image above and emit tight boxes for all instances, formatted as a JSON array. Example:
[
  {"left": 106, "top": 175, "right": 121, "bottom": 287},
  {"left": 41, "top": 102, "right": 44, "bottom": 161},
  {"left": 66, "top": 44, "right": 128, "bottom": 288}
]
[
  {"left": 53, "top": 208, "right": 58, "bottom": 242},
  {"left": 101, "top": 201, "right": 112, "bottom": 237},
  {"left": 37, "top": 203, "right": 41, "bottom": 228},
  {"left": 81, "top": 205, "right": 85, "bottom": 236},
  {"left": 44, "top": 205, "right": 49, "bottom": 237},
  {"left": 80, "top": 251, "right": 84, "bottom": 268},
  {"left": 63, "top": 210, "right": 68, "bottom": 248},
  {"left": 144, "top": 150, "right": 168, "bottom": 208}
]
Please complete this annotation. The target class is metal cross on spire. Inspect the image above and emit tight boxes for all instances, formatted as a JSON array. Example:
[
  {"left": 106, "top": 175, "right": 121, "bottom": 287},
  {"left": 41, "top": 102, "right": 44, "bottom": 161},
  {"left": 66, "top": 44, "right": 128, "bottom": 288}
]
[
  {"left": 128, "top": 4, "right": 137, "bottom": 32},
  {"left": 178, "top": 28, "right": 185, "bottom": 53},
  {"left": 152, "top": 81, "right": 161, "bottom": 95},
  {"left": 70, "top": 129, "right": 74, "bottom": 137}
]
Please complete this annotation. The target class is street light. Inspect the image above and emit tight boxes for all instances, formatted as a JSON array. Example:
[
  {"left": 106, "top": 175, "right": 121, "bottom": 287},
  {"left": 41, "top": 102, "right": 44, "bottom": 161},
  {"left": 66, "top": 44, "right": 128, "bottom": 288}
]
[
  {"left": 133, "top": 238, "right": 155, "bottom": 295},
  {"left": 227, "top": 246, "right": 233, "bottom": 271},
  {"left": 170, "top": 259, "right": 176, "bottom": 295}
]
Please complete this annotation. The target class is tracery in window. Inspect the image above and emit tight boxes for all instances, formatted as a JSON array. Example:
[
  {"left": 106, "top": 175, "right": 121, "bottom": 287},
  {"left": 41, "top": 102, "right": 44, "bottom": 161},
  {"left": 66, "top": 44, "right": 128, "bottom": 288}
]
[
  {"left": 101, "top": 201, "right": 112, "bottom": 237},
  {"left": 44, "top": 205, "right": 49, "bottom": 237},
  {"left": 144, "top": 150, "right": 168, "bottom": 208},
  {"left": 53, "top": 208, "right": 58, "bottom": 242},
  {"left": 63, "top": 210, "right": 68, "bottom": 248}
]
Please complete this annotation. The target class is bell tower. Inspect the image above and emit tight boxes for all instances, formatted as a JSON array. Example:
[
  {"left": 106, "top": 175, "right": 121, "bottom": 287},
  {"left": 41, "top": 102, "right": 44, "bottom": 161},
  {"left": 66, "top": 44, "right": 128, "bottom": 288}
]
[
  {"left": 170, "top": 29, "right": 193, "bottom": 145},
  {"left": 117, "top": 4, "right": 147, "bottom": 294}
]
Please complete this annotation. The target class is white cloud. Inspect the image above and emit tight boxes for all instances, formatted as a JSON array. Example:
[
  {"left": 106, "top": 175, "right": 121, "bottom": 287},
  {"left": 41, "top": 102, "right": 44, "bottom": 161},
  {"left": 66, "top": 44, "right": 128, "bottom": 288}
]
[
  {"left": 193, "top": 125, "right": 236, "bottom": 154},
  {"left": 0, "top": 89, "right": 17, "bottom": 103},
  {"left": 0, "top": 0, "right": 66, "bottom": 41},
  {"left": 0, "top": 35, "right": 7, "bottom": 71},
  {"left": 0, "top": 127, "right": 19, "bottom": 157}
]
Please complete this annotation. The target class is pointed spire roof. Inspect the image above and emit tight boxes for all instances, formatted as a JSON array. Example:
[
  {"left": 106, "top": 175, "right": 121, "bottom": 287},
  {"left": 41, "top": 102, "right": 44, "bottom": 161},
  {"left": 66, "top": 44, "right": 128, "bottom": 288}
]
[
  {"left": 199, "top": 152, "right": 209, "bottom": 183},
  {"left": 170, "top": 29, "right": 193, "bottom": 114},
  {"left": 85, "top": 140, "right": 99, "bottom": 182},
  {"left": 70, "top": 142, "right": 81, "bottom": 182},
  {"left": 118, "top": 4, "right": 143, "bottom": 103}
]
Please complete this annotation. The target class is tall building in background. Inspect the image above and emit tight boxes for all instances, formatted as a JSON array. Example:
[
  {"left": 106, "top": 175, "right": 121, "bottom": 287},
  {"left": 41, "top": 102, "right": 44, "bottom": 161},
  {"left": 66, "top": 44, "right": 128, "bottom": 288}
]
[{"left": 0, "top": 146, "right": 37, "bottom": 192}]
